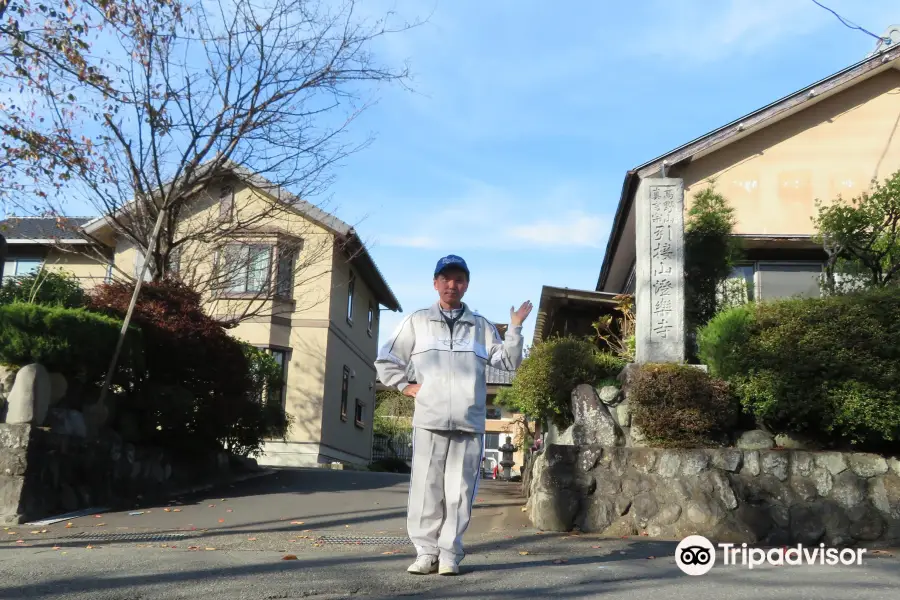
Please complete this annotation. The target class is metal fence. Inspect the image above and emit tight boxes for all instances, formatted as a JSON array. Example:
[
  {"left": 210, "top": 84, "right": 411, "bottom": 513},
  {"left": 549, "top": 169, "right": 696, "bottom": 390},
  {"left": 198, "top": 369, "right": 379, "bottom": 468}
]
[{"left": 371, "top": 432, "right": 413, "bottom": 462}]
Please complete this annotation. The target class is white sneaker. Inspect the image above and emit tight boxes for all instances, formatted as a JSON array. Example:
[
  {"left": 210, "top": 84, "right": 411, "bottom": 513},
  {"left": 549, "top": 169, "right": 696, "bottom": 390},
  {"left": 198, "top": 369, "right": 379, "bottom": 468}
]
[
  {"left": 407, "top": 555, "right": 438, "bottom": 575},
  {"left": 439, "top": 561, "right": 459, "bottom": 576}
]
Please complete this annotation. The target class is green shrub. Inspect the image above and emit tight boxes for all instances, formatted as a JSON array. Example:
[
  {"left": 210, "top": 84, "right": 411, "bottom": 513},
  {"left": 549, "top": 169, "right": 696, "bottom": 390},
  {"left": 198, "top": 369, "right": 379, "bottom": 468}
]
[
  {"left": 696, "top": 286, "right": 900, "bottom": 451},
  {"left": 0, "top": 269, "right": 87, "bottom": 308},
  {"left": 628, "top": 363, "right": 738, "bottom": 448},
  {"left": 0, "top": 302, "right": 142, "bottom": 385},
  {"left": 507, "top": 335, "right": 626, "bottom": 430}
]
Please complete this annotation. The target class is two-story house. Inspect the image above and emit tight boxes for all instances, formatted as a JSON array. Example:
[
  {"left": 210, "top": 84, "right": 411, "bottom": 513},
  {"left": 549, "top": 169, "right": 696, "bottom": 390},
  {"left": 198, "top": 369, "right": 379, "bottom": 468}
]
[{"left": 0, "top": 165, "right": 402, "bottom": 468}]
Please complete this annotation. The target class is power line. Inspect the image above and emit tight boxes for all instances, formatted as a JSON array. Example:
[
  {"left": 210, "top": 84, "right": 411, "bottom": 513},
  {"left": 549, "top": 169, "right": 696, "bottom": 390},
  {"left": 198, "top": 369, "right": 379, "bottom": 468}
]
[{"left": 809, "top": 0, "right": 888, "bottom": 43}]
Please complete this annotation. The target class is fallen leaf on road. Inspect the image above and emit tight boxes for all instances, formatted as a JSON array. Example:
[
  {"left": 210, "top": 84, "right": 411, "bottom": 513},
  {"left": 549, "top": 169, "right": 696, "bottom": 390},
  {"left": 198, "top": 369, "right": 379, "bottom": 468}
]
[
  {"left": 520, "top": 507, "right": 527, "bottom": 512},
  {"left": 208, "top": 505, "right": 216, "bottom": 508},
  {"left": 247, "top": 537, "right": 257, "bottom": 541},
  {"left": 226, "top": 509, "right": 233, "bottom": 513},
  {"left": 52, "top": 546, "right": 61, "bottom": 551},
  {"left": 518, "top": 551, "right": 529, "bottom": 555},
  {"left": 289, "top": 539, "right": 296, "bottom": 542},
  {"left": 592, "top": 546, "right": 602, "bottom": 549},
  {"left": 85, "top": 545, "right": 94, "bottom": 549},
  {"left": 164, "top": 508, "right": 171, "bottom": 512},
  {"left": 204, "top": 547, "right": 216, "bottom": 551},
  {"left": 552, "top": 559, "right": 568, "bottom": 564},
  {"left": 345, "top": 525, "right": 350, "bottom": 528},
  {"left": 16, "top": 540, "right": 24, "bottom": 544},
  {"left": 29, "top": 530, "right": 41, "bottom": 534},
  {"left": 282, "top": 554, "right": 298, "bottom": 560},
  {"left": 218, "top": 519, "right": 225, "bottom": 523},
  {"left": 6, "top": 531, "right": 16, "bottom": 535},
  {"left": 93, "top": 515, "right": 103, "bottom": 519},
  {"left": 535, "top": 532, "right": 543, "bottom": 535},
  {"left": 290, "top": 521, "right": 304, "bottom": 525},
  {"left": 95, "top": 523, "right": 106, "bottom": 527},
  {"left": 173, "top": 509, "right": 182, "bottom": 513},
  {"left": 129, "top": 512, "right": 144, "bottom": 516},
  {"left": 646, "top": 556, "right": 655, "bottom": 560}
]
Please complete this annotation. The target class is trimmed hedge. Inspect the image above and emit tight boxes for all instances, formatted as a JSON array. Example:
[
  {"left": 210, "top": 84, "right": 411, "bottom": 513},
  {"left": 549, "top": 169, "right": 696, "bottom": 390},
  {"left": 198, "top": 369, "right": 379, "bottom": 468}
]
[
  {"left": 508, "top": 336, "right": 626, "bottom": 430},
  {"left": 0, "top": 302, "right": 142, "bottom": 385},
  {"left": 0, "top": 270, "right": 87, "bottom": 308},
  {"left": 697, "top": 286, "right": 900, "bottom": 451},
  {"left": 629, "top": 363, "right": 738, "bottom": 448}
]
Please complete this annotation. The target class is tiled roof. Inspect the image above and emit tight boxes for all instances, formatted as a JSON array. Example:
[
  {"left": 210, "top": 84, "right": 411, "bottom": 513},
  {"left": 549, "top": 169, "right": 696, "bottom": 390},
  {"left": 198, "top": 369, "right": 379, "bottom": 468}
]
[{"left": 0, "top": 217, "right": 92, "bottom": 241}]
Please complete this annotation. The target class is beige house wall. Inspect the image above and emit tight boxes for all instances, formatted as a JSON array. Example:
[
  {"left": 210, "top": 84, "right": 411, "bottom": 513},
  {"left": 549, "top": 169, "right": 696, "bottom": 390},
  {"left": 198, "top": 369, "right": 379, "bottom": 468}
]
[
  {"left": 5, "top": 176, "right": 395, "bottom": 468},
  {"left": 680, "top": 69, "right": 900, "bottom": 233}
]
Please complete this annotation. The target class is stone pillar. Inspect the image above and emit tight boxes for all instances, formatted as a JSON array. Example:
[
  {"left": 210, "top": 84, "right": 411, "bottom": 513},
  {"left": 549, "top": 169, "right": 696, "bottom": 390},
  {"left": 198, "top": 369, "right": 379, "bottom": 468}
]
[{"left": 635, "top": 177, "right": 685, "bottom": 364}]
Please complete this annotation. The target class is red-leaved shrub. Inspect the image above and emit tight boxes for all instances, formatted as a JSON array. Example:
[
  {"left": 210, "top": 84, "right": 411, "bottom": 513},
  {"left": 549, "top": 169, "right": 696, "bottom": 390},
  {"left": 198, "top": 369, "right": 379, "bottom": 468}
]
[{"left": 87, "top": 278, "right": 283, "bottom": 454}]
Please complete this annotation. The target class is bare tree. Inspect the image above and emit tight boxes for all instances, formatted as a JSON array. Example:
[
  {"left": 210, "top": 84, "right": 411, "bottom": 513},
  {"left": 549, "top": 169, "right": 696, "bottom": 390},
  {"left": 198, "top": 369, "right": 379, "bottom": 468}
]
[{"left": 3, "top": 0, "right": 416, "bottom": 324}]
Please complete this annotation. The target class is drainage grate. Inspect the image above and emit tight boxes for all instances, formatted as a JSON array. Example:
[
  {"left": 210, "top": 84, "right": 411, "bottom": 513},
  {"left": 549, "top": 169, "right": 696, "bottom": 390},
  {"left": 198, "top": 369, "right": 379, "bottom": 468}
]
[
  {"left": 60, "top": 532, "right": 192, "bottom": 542},
  {"left": 315, "top": 535, "right": 409, "bottom": 546}
]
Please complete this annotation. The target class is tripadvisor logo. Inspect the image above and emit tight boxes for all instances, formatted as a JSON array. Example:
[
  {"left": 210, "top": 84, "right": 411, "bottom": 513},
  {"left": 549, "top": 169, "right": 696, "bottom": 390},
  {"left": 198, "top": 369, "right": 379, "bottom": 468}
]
[{"left": 675, "top": 535, "right": 867, "bottom": 575}]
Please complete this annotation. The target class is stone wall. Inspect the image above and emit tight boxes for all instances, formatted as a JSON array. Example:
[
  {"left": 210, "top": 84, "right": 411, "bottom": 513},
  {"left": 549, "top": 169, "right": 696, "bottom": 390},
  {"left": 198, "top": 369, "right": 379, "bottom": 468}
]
[
  {"left": 0, "top": 424, "right": 253, "bottom": 525},
  {"left": 526, "top": 444, "right": 900, "bottom": 546}
]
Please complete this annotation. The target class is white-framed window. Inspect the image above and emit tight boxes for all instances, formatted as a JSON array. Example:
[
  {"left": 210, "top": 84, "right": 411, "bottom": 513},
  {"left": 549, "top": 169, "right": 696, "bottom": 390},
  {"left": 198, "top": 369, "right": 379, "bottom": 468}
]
[
  {"left": 275, "top": 246, "right": 297, "bottom": 298},
  {"left": 719, "top": 261, "right": 825, "bottom": 304},
  {"left": 223, "top": 243, "right": 271, "bottom": 294},
  {"left": 346, "top": 270, "right": 356, "bottom": 325},
  {"left": 1, "top": 258, "right": 43, "bottom": 281}
]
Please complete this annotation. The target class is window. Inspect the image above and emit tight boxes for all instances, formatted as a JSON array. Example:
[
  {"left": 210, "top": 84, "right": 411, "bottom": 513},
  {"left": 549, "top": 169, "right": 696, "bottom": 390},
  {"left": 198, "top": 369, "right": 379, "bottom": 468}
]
[
  {"left": 355, "top": 399, "right": 365, "bottom": 428},
  {"left": 720, "top": 261, "right": 824, "bottom": 304},
  {"left": 275, "top": 246, "right": 297, "bottom": 298},
  {"left": 223, "top": 244, "right": 271, "bottom": 294},
  {"left": 267, "top": 349, "right": 288, "bottom": 408},
  {"left": 367, "top": 302, "right": 375, "bottom": 336},
  {"left": 340, "top": 366, "right": 350, "bottom": 421},
  {"left": 346, "top": 271, "right": 356, "bottom": 325},
  {"left": 484, "top": 433, "right": 500, "bottom": 450},
  {"left": 757, "top": 263, "right": 823, "bottom": 300},
  {"left": 486, "top": 407, "right": 502, "bottom": 420},
  {"left": 2, "top": 258, "right": 42, "bottom": 282},
  {"left": 219, "top": 184, "right": 234, "bottom": 222}
]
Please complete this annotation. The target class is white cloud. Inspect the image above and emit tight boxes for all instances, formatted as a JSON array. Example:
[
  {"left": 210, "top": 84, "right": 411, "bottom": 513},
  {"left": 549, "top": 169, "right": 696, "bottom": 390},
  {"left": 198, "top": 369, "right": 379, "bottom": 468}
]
[
  {"left": 509, "top": 212, "right": 608, "bottom": 248},
  {"left": 628, "top": 0, "right": 896, "bottom": 64},
  {"left": 373, "top": 179, "right": 610, "bottom": 250}
]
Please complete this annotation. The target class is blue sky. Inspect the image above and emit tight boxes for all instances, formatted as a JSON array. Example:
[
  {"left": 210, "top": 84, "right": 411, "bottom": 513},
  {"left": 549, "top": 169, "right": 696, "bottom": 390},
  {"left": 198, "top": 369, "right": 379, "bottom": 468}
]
[
  {"left": 324, "top": 0, "right": 898, "bottom": 347},
  {"left": 10, "top": 1, "right": 896, "bottom": 349}
]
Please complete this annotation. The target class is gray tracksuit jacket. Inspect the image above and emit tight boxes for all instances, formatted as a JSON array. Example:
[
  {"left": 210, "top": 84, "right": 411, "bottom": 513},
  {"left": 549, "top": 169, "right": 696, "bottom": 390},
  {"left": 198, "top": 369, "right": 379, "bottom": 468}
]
[{"left": 375, "top": 302, "right": 525, "bottom": 433}]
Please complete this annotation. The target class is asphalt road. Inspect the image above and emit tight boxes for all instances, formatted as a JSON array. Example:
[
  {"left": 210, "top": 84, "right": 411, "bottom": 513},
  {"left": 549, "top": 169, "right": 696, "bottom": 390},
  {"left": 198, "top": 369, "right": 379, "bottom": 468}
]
[{"left": 1, "top": 468, "right": 898, "bottom": 599}]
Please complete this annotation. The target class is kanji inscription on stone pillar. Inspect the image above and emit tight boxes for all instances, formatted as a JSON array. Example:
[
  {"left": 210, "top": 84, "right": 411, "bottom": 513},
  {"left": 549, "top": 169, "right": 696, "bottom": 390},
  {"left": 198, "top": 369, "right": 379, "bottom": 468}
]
[{"left": 635, "top": 177, "right": 685, "bottom": 363}]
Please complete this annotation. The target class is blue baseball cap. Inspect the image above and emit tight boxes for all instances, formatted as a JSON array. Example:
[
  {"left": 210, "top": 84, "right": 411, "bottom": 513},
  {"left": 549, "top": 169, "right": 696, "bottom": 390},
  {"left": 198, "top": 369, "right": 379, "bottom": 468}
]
[{"left": 434, "top": 255, "right": 470, "bottom": 277}]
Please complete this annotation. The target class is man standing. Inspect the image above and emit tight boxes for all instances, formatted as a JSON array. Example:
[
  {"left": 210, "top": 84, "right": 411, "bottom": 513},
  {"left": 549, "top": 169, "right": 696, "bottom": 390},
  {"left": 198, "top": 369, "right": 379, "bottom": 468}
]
[{"left": 375, "top": 255, "right": 532, "bottom": 576}]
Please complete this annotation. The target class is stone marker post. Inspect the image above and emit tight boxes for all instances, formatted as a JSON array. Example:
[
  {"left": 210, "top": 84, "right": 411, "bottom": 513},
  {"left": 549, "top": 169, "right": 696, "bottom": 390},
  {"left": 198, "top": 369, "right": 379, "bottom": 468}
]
[{"left": 635, "top": 177, "right": 685, "bottom": 364}]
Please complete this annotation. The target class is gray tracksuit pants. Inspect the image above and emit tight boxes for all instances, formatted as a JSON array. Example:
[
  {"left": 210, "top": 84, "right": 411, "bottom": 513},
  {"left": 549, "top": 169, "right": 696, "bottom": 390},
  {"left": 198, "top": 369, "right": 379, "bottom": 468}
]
[{"left": 407, "top": 427, "right": 484, "bottom": 564}]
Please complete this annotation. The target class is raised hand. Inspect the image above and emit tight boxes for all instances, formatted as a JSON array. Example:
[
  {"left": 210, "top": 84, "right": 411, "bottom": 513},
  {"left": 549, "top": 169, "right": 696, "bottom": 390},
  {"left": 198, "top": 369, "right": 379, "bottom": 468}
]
[{"left": 510, "top": 301, "right": 533, "bottom": 327}]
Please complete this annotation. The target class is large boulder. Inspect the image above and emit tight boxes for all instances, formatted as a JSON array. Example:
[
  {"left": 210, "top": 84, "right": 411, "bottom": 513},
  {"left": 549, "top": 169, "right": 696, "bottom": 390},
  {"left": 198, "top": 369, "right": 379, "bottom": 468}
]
[
  {"left": 4, "top": 364, "right": 52, "bottom": 425},
  {"left": 570, "top": 384, "right": 624, "bottom": 447}
]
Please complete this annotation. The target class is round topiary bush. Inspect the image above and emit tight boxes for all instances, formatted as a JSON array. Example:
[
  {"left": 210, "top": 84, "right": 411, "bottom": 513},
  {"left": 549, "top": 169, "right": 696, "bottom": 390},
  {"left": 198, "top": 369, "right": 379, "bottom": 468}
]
[{"left": 628, "top": 363, "right": 738, "bottom": 448}]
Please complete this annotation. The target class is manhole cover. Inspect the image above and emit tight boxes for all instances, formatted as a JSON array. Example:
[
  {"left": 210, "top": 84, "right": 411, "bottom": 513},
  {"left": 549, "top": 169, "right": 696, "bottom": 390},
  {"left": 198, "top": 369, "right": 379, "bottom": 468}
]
[
  {"left": 316, "top": 535, "right": 409, "bottom": 546},
  {"left": 60, "top": 532, "right": 192, "bottom": 542}
]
